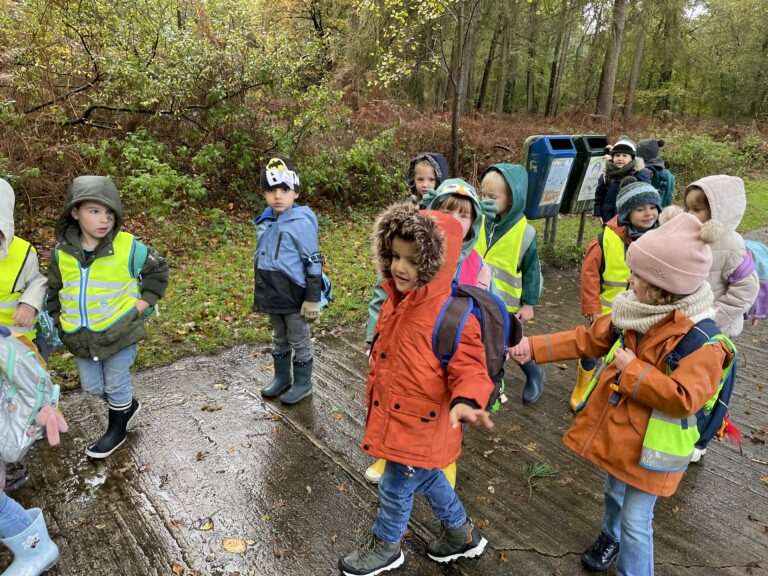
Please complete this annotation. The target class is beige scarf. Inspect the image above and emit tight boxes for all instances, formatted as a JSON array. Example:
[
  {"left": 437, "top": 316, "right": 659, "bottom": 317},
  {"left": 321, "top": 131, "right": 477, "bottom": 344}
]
[{"left": 611, "top": 283, "right": 716, "bottom": 334}]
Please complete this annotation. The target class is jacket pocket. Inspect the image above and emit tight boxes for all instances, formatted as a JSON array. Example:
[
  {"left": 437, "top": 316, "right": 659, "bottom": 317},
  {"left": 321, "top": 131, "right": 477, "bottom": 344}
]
[
  {"left": 626, "top": 398, "right": 649, "bottom": 438},
  {"left": 383, "top": 393, "right": 441, "bottom": 458},
  {"left": 94, "top": 307, "right": 142, "bottom": 347}
]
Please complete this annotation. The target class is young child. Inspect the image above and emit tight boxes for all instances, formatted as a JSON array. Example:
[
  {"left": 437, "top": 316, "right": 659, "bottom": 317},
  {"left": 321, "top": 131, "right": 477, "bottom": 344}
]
[
  {"left": 477, "top": 163, "right": 544, "bottom": 404},
  {"left": 681, "top": 175, "right": 759, "bottom": 461},
  {"left": 365, "top": 152, "right": 449, "bottom": 344},
  {"left": 511, "top": 211, "right": 731, "bottom": 575},
  {"left": 339, "top": 204, "right": 493, "bottom": 576},
  {"left": 47, "top": 176, "right": 169, "bottom": 459},
  {"left": 574, "top": 181, "right": 662, "bottom": 410},
  {"left": 594, "top": 136, "right": 652, "bottom": 224},
  {"left": 636, "top": 138, "right": 674, "bottom": 207},
  {"left": 254, "top": 154, "right": 323, "bottom": 405},
  {"left": 363, "top": 178, "right": 496, "bottom": 486}
]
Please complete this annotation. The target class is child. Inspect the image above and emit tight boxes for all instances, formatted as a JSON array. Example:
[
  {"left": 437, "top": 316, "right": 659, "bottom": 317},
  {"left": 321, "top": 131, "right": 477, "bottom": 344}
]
[
  {"left": 574, "top": 181, "right": 662, "bottom": 410},
  {"left": 636, "top": 139, "right": 674, "bottom": 207},
  {"left": 594, "top": 136, "right": 652, "bottom": 224},
  {"left": 511, "top": 212, "right": 731, "bottom": 575},
  {"left": 254, "top": 154, "right": 323, "bottom": 405},
  {"left": 363, "top": 178, "right": 496, "bottom": 486},
  {"left": 477, "top": 163, "right": 544, "bottom": 404},
  {"left": 681, "top": 175, "right": 759, "bottom": 461},
  {"left": 47, "top": 176, "right": 169, "bottom": 458},
  {"left": 365, "top": 152, "right": 449, "bottom": 344},
  {"left": 339, "top": 204, "right": 493, "bottom": 576}
]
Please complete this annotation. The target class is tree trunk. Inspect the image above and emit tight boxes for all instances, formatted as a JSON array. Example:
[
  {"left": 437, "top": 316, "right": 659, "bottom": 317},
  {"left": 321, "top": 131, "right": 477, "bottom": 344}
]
[
  {"left": 526, "top": 0, "right": 539, "bottom": 113},
  {"left": 460, "top": 0, "right": 481, "bottom": 116},
  {"left": 658, "top": 4, "right": 678, "bottom": 112},
  {"left": 545, "top": 1, "right": 572, "bottom": 118},
  {"left": 494, "top": 18, "right": 510, "bottom": 114},
  {"left": 444, "top": 21, "right": 460, "bottom": 110},
  {"left": 595, "top": 0, "right": 628, "bottom": 120},
  {"left": 622, "top": 18, "right": 646, "bottom": 123},
  {"left": 477, "top": 20, "right": 501, "bottom": 110}
]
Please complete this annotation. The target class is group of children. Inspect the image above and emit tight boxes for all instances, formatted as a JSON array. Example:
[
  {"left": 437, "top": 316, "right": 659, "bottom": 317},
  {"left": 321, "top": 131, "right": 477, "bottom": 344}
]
[{"left": 0, "top": 133, "right": 759, "bottom": 576}]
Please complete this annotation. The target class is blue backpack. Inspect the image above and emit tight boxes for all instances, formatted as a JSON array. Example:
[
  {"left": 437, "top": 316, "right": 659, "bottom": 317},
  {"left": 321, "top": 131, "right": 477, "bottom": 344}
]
[
  {"left": 320, "top": 272, "right": 333, "bottom": 309},
  {"left": 728, "top": 239, "right": 768, "bottom": 321},
  {"left": 432, "top": 283, "right": 522, "bottom": 412}
]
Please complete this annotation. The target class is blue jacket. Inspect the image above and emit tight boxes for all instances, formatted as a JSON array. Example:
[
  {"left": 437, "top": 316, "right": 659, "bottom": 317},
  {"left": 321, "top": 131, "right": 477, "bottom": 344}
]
[
  {"left": 253, "top": 205, "right": 322, "bottom": 314},
  {"left": 593, "top": 159, "right": 651, "bottom": 222}
]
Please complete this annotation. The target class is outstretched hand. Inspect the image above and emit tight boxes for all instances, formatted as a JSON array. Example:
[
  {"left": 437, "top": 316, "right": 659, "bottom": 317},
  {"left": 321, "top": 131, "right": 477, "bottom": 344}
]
[
  {"left": 449, "top": 404, "right": 493, "bottom": 429},
  {"left": 509, "top": 336, "right": 531, "bottom": 364}
]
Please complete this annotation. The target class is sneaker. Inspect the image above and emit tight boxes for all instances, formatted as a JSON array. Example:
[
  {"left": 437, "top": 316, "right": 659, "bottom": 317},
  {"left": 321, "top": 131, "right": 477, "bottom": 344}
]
[
  {"left": 581, "top": 532, "right": 619, "bottom": 572},
  {"left": 690, "top": 447, "right": 707, "bottom": 463},
  {"left": 364, "top": 459, "right": 387, "bottom": 484},
  {"left": 338, "top": 534, "right": 404, "bottom": 576},
  {"left": 4, "top": 462, "right": 29, "bottom": 492},
  {"left": 427, "top": 521, "right": 487, "bottom": 563}
]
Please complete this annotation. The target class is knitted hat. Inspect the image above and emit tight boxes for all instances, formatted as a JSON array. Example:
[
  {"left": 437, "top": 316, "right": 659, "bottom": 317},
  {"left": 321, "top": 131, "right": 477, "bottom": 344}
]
[
  {"left": 626, "top": 211, "right": 723, "bottom": 295},
  {"left": 611, "top": 136, "right": 636, "bottom": 158},
  {"left": 636, "top": 139, "right": 665, "bottom": 163},
  {"left": 260, "top": 154, "right": 300, "bottom": 194},
  {"left": 616, "top": 180, "right": 661, "bottom": 224}
]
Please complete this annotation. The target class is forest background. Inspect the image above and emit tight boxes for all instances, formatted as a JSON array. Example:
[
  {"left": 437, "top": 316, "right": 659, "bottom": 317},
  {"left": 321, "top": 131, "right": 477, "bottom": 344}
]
[{"left": 2, "top": 0, "right": 768, "bottom": 381}]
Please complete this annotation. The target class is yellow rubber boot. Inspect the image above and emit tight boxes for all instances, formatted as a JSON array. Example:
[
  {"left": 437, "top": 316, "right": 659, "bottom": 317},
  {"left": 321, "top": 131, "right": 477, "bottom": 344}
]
[
  {"left": 364, "top": 458, "right": 387, "bottom": 484},
  {"left": 441, "top": 462, "right": 457, "bottom": 489},
  {"left": 570, "top": 361, "right": 595, "bottom": 413}
]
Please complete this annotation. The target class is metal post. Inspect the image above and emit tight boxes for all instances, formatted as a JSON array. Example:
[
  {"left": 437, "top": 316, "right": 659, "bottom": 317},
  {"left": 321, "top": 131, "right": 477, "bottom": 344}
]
[
  {"left": 543, "top": 217, "right": 551, "bottom": 244},
  {"left": 549, "top": 215, "right": 558, "bottom": 244}
]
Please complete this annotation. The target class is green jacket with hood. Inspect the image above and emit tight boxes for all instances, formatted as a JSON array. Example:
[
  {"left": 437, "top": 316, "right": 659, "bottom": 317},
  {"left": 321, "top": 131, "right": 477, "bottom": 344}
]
[
  {"left": 479, "top": 164, "right": 541, "bottom": 306},
  {"left": 47, "top": 176, "right": 169, "bottom": 360}
]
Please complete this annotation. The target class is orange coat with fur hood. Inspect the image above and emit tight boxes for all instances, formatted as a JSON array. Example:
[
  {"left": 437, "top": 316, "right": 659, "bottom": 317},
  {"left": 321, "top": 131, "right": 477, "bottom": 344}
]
[{"left": 362, "top": 206, "right": 493, "bottom": 470}]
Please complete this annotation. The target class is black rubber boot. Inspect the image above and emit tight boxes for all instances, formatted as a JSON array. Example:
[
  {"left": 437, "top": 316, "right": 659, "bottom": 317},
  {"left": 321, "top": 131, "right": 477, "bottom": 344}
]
[
  {"left": 581, "top": 532, "right": 620, "bottom": 572},
  {"left": 85, "top": 403, "right": 133, "bottom": 459},
  {"left": 520, "top": 359, "right": 544, "bottom": 404},
  {"left": 261, "top": 352, "right": 292, "bottom": 398},
  {"left": 280, "top": 359, "right": 313, "bottom": 405},
  {"left": 3, "top": 462, "right": 29, "bottom": 492}
]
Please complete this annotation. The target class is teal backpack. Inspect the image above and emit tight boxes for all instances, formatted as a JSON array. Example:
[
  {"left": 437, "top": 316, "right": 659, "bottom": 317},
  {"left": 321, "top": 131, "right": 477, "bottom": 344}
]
[{"left": 647, "top": 165, "right": 675, "bottom": 207}]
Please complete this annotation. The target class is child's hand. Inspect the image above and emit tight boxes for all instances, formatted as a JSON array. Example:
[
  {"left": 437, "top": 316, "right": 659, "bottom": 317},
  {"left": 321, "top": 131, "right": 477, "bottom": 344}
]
[
  {"left": 300, "top": 301, "right": 322, "bottom": 322},
  {"left": 11, "top": 303, "right": 36, "bottom": 327},
  {"left": 613, "top": 346, "right": 636, "bottom": 371},
  {"left": 516, "top": 304, "right": 534, "bottom": 322},
  {"left": 450, "top": 404, "right": 493, "bottom": 429},
  {"left": 509, "top": 337, "right": 531, "bottom": 364},
  {"left": 135, "top": 299, "right": 150, "bottom": 314},
  {"left": 584, "top": 313, "right": 600, "bottom": 323}
]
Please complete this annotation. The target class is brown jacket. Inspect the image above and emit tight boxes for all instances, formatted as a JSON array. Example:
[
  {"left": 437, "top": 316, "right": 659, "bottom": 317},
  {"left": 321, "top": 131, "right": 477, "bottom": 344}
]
[
  {"left": 531, "top": 312, "right": 731, "bottom": 496},
  {"left": 362, "top": 208, "right": 493, "bottom": 470}
]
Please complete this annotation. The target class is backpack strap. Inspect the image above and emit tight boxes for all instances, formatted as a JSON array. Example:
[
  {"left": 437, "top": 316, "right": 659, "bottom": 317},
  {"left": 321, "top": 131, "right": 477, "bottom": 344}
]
[
  {"left": 432, "top": 293, "right": 473, "bottom": 369},
  {"left": 130, "top": 239, "right": 148, "bottom": 279},
  {"left": 663, "top": 318, "right": 720, "bottom": 372}
]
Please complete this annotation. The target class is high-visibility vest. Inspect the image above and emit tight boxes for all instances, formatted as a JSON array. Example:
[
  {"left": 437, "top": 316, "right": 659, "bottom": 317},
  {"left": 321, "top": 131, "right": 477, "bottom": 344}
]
[
  {"left": 0, "top": 237, "right": 35, "bottom": 334},
  {"left": 58, "top": 232, "right": 140, "bottom": 333},
  {"left": 476, "top": 218, "right": 528, "bottom": 313},
  {"left": 599, "top": 227, "right": 630, "bottom": 315}
]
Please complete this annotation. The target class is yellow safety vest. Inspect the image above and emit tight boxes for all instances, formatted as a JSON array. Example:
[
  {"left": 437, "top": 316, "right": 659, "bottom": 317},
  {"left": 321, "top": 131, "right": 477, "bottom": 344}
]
[
  {"left": 0, "top": 236, "right": 35, "bottom": 334},
  {"left": 599, "top": 227, "right": 630, "bottom": 315},
  {"left": 58, "top": 232, "right": 140, "bottom": 333},
  {"left": 476, "top": 218, "right": 527, "bottom": 313}
]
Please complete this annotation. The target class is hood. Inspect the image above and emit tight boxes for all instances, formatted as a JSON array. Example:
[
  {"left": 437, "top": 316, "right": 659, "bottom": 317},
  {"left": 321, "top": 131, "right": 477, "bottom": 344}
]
[
  {"left": 684, "top": 175, "right": 745, "bottom": 233},
  {"left": 480, "top": 163, "right": 528, "bottom": 228},
  {"left": 372, "top": 203, "right": 461, "bottom": 297},
  {"left": 406, "top": 152, "right": 449, "bottom": 195},
  {"left": 55, "top": 176, "right": 124, "bottom": 244},
  {"left": 420, "top": 178, "right": 497, "bottom": 262},
  {"left": 637, "top": 139, "right": 666, "bottom": 169},
  {"left": 0, "top": 179, "right": 15, "bottom": 258},
  {"left": 603, "top": 156, "right": 646, "bottom": 176}
]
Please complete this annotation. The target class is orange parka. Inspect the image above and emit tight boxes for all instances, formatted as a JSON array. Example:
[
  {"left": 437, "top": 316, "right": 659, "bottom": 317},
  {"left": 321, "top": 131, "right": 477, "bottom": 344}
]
[
  {"left": 530, "top": 312, "right": 731, "bottom": 497},
  {"left": 362, "top": 208, "right": 493, "bottom": 470}
]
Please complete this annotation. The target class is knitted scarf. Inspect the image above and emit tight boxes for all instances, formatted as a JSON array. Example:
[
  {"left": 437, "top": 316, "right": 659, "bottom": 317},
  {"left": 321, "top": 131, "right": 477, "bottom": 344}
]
[
  {"left": 606, "top": 159, "right": 638, "bottom": 182},
  {"left": 611, "top": 283, "right": 716, "bottom": 334}
]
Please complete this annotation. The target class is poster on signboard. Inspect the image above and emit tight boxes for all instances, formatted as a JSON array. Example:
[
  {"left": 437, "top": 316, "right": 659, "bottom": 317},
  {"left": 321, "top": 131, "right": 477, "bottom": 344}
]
[
  {"left": 539, "top": 157, "right": 574, "bottom": 206},
  {"left": 576, "top": 156, "right": 605, "bottom": 202}
]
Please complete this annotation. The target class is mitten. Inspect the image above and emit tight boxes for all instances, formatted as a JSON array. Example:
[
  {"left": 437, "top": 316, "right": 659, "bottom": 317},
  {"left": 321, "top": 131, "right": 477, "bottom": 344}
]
[
  {"left": 300, "top": 300, "right": 322, "bottom": 322},
  {"left": 35, "top": 406, "right": 69, "bottom": 447}
]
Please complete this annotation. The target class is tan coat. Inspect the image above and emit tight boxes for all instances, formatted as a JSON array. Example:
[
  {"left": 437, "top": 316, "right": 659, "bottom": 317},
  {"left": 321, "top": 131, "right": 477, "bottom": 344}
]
[{"left": 531, "top": 312, "right": 731, "bottom": 497}]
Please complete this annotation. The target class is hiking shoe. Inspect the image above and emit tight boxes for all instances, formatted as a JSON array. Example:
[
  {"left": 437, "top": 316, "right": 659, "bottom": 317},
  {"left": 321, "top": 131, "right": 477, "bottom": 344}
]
[
  {"left": 364, "top": 459, "right": 387, "bottom": 484},
  {"left": 338, "top": 534, "right": 404, "bottom": 576},
  {"left": 581, "top": 532, "right": 619, "bottom": 572},
  {"left": 427, "top": 521, "right": 487, "bottom": 563},
  {"left": 4, "top": 462, "right": 29, "bottom": 492}
]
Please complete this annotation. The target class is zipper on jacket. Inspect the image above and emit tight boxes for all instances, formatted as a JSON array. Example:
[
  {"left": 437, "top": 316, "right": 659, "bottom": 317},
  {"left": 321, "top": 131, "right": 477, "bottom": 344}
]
[
  {"left": 78, "top": 262, "right": 90, "bottom": 329},
  {"left": 274, "top": 232, "right": 283, "bottom": 260}
]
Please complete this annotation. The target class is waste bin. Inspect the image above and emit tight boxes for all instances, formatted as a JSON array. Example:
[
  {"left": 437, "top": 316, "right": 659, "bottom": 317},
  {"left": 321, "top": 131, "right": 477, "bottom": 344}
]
[
  {"left": 523, "top": 136, "right": 576, "bottom": 219},
  {"left": 560, "top": 135, "right": 609, "bottom": 214}
]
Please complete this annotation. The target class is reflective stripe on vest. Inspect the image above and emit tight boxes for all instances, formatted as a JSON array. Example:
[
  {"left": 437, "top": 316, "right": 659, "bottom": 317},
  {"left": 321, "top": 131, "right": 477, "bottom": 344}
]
[
  {"left": 0, "top": 237, "right": 35, "bottom": 334},
  {"left": 599, "top": 227, "right": 630, "bottom": 315},
  {"left": 477, "top": 217, "right": 527, "bottom": 312},
  {"left": 58, "top": 232, "right": 140, "bottom": 333},
  {"left": 640, "top": 335, "right": 736, "bottom": 472}
]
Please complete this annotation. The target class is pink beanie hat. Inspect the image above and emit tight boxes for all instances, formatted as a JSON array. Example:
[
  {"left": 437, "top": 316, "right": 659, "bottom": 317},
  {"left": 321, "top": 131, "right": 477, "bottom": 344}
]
[{"left": 626, "top": 209, "right": 723, "bottom": 294}]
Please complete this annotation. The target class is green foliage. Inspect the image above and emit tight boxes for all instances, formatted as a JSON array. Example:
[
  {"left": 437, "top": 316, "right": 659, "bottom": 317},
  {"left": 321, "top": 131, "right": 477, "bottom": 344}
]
[
  {"left": 741, "top": 180, "right": 768, "bottom": 232},
  {"left": 663, "top": 132, "right": 747, "bottom": 181}
]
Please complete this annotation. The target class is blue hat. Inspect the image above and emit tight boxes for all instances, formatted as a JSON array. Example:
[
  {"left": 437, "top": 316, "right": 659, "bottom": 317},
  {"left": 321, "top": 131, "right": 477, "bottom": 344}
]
[{"left": 616, "top": 181, "right": 661, "bottom": 224}]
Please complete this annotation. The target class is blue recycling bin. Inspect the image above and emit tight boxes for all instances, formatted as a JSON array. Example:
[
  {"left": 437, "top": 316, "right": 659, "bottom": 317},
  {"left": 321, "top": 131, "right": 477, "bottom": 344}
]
[{"left": 523, "top": 136, "right": 577, "bottom": 219}]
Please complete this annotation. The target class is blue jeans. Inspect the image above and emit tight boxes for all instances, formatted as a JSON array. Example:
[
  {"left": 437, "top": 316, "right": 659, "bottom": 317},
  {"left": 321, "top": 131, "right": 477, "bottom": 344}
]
[
  {"left": 269, "top": 313, "right": 313, "bottom": 363},
  {"left": 76, "top": 344, "right": 137, "bottom": 408},
  {"left": 373, "top": 461, "right": 466, "bottom": 543},
  {"left": 0, "top": 492, "right": 31, "bottom": 539},
  {"left": 602, "top": 473, "right": 658, "bottom": 576}
]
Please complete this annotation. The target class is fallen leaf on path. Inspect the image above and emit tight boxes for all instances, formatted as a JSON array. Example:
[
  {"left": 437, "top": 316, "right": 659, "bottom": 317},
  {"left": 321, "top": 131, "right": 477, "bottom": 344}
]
[
  {"left": 556, "top": 363, "right": 568, "bottom": 370},
  {"left": 523, "top": 442, "right": 538, "bottom": 452},
  {"left": 222, "top": 538, "right": 247, "bottom": 553},
  {"left": 194, "top": 517, "right": 214, "bottom": 531},
  {"left": 499, "top": 551, "right": 509, "bottom": 563},
  {"left": 172, "top": 563, "right": 185, "bottom": 575},
  {"left": 201, "top": 403, "right": 222, "bottom": 412},
  {"left": 332, "top": 413, "right": 343, "bottom": 421}
]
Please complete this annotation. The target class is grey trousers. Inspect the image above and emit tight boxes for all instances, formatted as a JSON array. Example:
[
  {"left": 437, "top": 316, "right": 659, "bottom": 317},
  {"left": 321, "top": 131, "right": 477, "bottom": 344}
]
[{"left": 269, "top": 312, "right": 313, "bottom": 362}]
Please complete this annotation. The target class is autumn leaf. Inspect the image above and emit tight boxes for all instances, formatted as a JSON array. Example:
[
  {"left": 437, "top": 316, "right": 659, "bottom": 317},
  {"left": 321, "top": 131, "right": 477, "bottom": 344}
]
[
  {"left": 222, "top": 538, "right": 247, "bottom": 553},
  {"left": 194, "top": 517, "right": 214, "bottom": 531},
  {"left": 172, "top": 563, "right": 185, "bottom": 575}
]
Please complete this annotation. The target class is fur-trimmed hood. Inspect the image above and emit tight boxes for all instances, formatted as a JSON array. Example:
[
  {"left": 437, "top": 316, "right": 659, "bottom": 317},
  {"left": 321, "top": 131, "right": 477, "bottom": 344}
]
[
  {"left": 603, "top": 156, "right": 646, "bottom": 176},
  {"left": 371, "top": 203, "right": 461, "bottom": 295}
]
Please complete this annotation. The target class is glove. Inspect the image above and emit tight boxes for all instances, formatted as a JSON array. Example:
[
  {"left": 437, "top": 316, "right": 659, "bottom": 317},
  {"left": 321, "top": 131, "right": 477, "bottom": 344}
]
[{"left": 300, "top": 300, "right": 322, "bottom": 322}]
